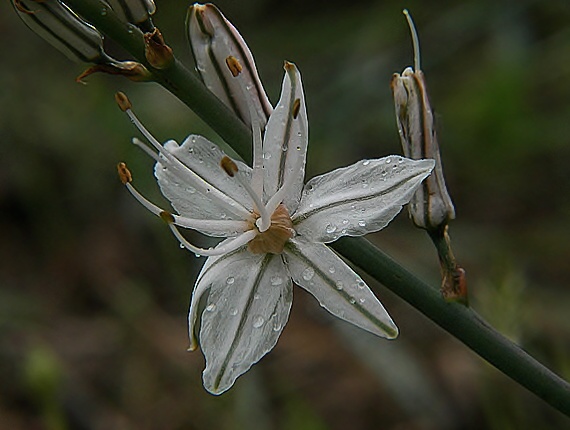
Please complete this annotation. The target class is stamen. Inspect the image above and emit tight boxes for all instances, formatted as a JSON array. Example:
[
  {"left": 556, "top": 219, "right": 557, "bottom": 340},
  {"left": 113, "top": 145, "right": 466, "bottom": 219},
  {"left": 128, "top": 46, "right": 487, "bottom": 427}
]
[
  {"left": 115, "top": 91, "right": 132, "bottom": 112},
  {"left": 119, "top": 98, "right": 251, "bottom": 219},
  {"left": 161, "top": 210, "right": 257, "bottom": 256},
  {"left": 220, "top": 156, "right": 271, "bottom": 232},
  {"left": 225, "top": 55, "right": 242, "bottom": 77},
  {"left": 117, "top": 162, "right": 132, "bottom": 184},
  {"left": 403, "top": 9, "right": 421, "bottom": 71}
]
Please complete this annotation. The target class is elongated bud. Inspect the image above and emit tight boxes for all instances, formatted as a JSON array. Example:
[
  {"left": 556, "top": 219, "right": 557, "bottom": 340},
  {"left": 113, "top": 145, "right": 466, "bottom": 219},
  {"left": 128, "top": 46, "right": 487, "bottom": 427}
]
[
  {"left": 392, "top": 10, "right": 466, "bottom": 305},
  {"left": 186, "top": 3, "right": 272, "bottom": 129},
  {"left": 104, "top": 0, "right": 156, "bottom": 32},
  {"left": 12, "top": 0, "right": 109, "bottom": 63},
  {"left": 391, "top": 10, "right": 455, "bottom": 231}
]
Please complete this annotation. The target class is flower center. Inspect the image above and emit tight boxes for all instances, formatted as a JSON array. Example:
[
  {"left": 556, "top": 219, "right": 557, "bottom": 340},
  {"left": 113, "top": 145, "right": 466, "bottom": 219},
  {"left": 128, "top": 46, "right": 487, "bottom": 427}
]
[{"left": 248, "top": 204, "right": 294, "bottom": 254}]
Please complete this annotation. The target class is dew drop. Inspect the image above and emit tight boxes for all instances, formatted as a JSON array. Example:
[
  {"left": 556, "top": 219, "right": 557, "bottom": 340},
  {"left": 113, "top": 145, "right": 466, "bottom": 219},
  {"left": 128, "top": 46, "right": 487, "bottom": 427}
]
[
  {"left": 194, "top": 253, "right": 201, "bottom": 258},
  {"left": 230, "top": 308, "right": 238, "bottom": 316},
  {"left": 358, "top": 220, "right": 366, "bottom": 227},
  {"left": 335, "top": 281, "right": 344, "bottom": 290},
  {"left": 263, "top": 152, "right": 272, "bottom": 160},
  {"left": 185, "top": 186, "right": 196, "bottom": 194},
  {"left": 349, "top": 298, "right": 356, "bottom": 304},
  {"left": 252, "top": 315, "right": 265, "bottom": 328},
  {"left": 325, "top": 224, "right": 337, "bottom": 234},
  {"left": 359, "top": 298, "right": 366, "bottom": 304},
  {"left": 206, "top": 303, "right": 216, "bottom": 312},
  {"left": 357, "top": 280, "right": 366, "bottom": 289},
  {"left": 272, "top": 321, "right": 282, "bottom": 332},
  {"left": 362, "top": 159, "right": 370, "bottom": 166},
  {"left": 281, "top": 144, "right": 288, "bottom": 152},
  {"left": 179, "top": 243, "right": 185, "bottom": 249},
  {"left": 342, "top": 219, "right": 349, "bottom": 225},
  {"left": 362, "top": 181, "right": 369, "bottom": 189},
  {"left": 226, "top": 276, "right": 235, "bottom": 285},
  {"left": 385, "top": 157, "right": 392, "bottom": 164},
  {"left": 302, "top": 267, "right": 315, "bottom": 281},
  {"left": 328, "top": 266, "right": 336, "bottom": 274},
  {"left": 270, "top": 276, "right": 283, "bottom": 286}
]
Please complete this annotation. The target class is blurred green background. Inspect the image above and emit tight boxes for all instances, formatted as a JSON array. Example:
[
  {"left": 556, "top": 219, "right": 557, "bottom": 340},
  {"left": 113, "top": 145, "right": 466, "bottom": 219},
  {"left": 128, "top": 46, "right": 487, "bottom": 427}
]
[{"left": 2, "top": 0, "right": 570, "bottom": 429}]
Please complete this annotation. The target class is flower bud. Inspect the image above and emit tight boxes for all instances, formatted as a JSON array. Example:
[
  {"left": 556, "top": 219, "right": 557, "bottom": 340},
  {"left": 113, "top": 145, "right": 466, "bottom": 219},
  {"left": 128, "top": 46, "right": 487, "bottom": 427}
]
[
  {"left": 391, "top": 11, "right": 455, "bottom": 232},
  {"left": 104, "top": 0, "right": 156, "bottom": 32},
  {"left": 12, "top": 0, "right": 109, "bottom": 63},
  {"left": 186, "top": 3, "right": 272, "bottom": 129}
]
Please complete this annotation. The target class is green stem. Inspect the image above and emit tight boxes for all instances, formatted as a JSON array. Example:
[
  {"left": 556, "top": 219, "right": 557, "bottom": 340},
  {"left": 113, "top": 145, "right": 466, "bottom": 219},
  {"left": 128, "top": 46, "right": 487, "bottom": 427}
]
[
  {"left": 65, "top": 0, "right": 570, "bottom": 416},
  {"left": 332, "top": 237, "right": 570, "bottom": 416}
]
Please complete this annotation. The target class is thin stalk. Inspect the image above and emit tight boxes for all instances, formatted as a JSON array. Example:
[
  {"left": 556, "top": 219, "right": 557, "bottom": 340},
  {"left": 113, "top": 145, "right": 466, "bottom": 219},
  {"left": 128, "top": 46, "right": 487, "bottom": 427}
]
[{"left": 65, "top": 0, "right": 570, "bottom": 416}]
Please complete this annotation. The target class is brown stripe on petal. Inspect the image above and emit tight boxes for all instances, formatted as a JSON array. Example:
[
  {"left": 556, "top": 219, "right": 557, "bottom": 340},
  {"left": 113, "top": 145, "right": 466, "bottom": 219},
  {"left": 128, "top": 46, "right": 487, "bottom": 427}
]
[
  {"left": 225, "top": 55, "right": 242, "bottom": 77},
  {"left": 220, "top": 156, "right": 239, "bottom": 177},
  {"left": 292, "top": 98, "right": 301, "bottom": 119}
]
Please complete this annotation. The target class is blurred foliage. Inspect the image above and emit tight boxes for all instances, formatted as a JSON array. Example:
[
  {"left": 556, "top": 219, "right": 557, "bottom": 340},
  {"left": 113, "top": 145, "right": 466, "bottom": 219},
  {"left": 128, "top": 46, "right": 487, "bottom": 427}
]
[{"left": 1, "top": 0, "right": 570, "bottom": 429}]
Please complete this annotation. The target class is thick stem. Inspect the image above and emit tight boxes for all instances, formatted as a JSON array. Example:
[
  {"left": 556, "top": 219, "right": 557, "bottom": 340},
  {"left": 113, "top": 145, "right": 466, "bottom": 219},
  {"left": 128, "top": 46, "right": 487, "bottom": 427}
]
[{"left": 65, "top": 0, "right": 570, "bottom": 416}]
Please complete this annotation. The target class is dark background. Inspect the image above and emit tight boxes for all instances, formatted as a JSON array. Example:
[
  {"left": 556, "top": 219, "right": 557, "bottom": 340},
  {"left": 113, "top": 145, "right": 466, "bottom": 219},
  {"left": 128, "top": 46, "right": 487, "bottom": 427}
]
[{"left": 1, "top": 0, "right": 570, "bottom": 429}]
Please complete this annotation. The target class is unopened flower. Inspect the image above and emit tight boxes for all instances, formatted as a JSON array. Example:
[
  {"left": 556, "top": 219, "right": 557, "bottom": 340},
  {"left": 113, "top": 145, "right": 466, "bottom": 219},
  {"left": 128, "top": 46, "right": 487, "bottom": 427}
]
[
  {"left": 118, "top": 62, "right": 434, "bottom": 394},
  {"left": 391, "top": 10, "right": 455, "bottom": 232},
  {"left": 186, "top": 3, "right": 272, "bottom": 129},
  {"left": 12, "top": 0, "right": 109, "bottom": 63}
]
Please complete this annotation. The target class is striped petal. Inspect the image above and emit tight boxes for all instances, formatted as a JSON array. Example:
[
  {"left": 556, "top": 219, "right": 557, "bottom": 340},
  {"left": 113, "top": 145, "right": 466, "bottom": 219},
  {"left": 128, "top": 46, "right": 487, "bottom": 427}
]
[{"left": 195, "top": 249, "right": 293, "bottom": 394}]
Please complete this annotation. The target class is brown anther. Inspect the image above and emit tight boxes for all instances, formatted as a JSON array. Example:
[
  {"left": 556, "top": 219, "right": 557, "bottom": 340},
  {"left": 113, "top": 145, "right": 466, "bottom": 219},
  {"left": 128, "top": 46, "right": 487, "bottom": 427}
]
[
  {"left": 160, "top": 210, "right": 175, "bottom": 224},
  {"left": 117, "top": 162, "right": 133, "bottom": 184},
  {"left": 248, "top": 204, "right": 294, "bottom": 255},
  {"left": 220, "top": 156, "right": 238, "bottom": 177},
  {"left": 225, "top": 55, "right": 242, "bottom": 77},
  {"left": 115, "top": 92, "right": 132, "bottom": 112},
  {"left": 76, "top": 62, "right": 151, "bottom": 84},
  {"left": 144, "top": 28, "right": 174, "bottom": 69},
  {"left": 292, "top": 98, "right": 301, "bottom": 119}
]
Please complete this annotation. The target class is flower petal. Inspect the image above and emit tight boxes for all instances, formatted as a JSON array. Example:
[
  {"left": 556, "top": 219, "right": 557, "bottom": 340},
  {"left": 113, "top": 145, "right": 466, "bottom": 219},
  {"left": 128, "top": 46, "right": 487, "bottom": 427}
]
[
  {"left": 293, "top": 156, "right": 434, "bottom": 242},
  {"left": 186, "top": 3, "right": 272, "bottom": 128},
  {"left": 155, "top": 135, "right": 254, "bottom": 222},
  {"left": 285, "top": 238, "right": 398, "bottom": 339},
  {"left": 196, "top": 250, "right": 292, "bottom": 394},
  {"left": 262, "top": 62, "right": 308, "bottom": 214}
]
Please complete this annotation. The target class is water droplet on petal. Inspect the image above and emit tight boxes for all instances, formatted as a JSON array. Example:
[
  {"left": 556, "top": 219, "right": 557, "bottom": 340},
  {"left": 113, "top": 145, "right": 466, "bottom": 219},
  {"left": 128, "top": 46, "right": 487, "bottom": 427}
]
[
  {"left": 206, "top": 303, "right": 216, "bottom": 312},
  {"left": 349, "top": 298, "right": 356, "bottom": 304},
  {"left": 359, "top": 298, "right": 366, "bottom": 304},
  {"left": 342, "top": 219, "right": 349, "bottom": 225},
  {"left": 179, "top": 243, "right": 185, "bottom": 249},
  {"left": 273, "top": 321, "right": 282, "bottom": 332},
  {"left": 253, "top": 315, "right": 265, "bottom": 328},
  {"left": 325, "top": 224, "right": 337, "bottom": 234},
  {"left": 357, "top": 280, "right": 366, "bottom": 289},
  {"left": 362, "top": 159, "right": 370, "bottom": 166},
  {"left": 226, "top": 276, "right": 235, "bottom": 285},
  {"left": 263, "top": 152, "right": 272, "bottom": 160},
  {"left": 385, "top": 157, "right": 392, "bottom": 164},
  {"left": 358, "top": 220, "right": 366, "bottom": 227},
  {"left": 270, "top": 276, "right": 283, "bottom": 286},
  {"left": 328, "top": 266, "right": 336, "bottom": 274},
  {"left": 230, "top": 308, "right": 238, "bottom": 316},
  {"left": 335, "top": 281, "right": 344, "bottom": 290},
  {"left": 302, "top": 267, "right": 315, "bottom": 281}
]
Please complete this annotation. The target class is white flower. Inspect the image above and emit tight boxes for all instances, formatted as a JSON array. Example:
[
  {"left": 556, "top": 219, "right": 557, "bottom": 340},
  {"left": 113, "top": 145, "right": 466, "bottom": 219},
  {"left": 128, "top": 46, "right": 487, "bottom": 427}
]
[{"left": 117, "top": 62, "right": 434, "bottom": 394}]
